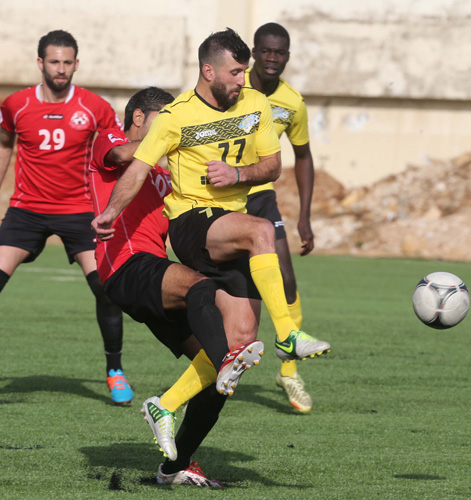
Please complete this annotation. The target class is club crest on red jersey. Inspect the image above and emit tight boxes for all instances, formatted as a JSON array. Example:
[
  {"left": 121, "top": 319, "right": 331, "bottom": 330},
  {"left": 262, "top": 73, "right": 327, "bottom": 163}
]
[{"left": 70, "top": 111, "right": 90, "bottom": 130}]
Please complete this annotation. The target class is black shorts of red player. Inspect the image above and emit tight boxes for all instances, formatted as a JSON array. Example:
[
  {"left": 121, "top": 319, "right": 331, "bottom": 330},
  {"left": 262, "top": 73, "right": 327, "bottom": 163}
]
[
  {"left": 246, "top": 189, "right": 286, "bottom": 240},
  {"left": 104, "top": 252, "right": 193, "bottom": 358},
  {"left": 0, "top": 207, "right": 96, "bottom": 264},
  {"left": 168, "top": 207, "right": 260, "bottom": 300}
]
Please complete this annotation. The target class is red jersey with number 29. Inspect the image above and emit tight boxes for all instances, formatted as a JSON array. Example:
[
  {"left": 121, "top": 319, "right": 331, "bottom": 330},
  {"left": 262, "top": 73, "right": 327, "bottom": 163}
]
[
  {"left": 0, "top": 84, "right": 122, "bottom": 214},
  {"left": 89, "top": 128, "right": 172, "bottom": 283}
]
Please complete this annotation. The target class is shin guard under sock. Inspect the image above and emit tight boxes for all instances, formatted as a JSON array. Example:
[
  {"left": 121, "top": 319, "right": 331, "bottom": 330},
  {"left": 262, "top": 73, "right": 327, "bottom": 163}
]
[
  {"left": 86, "top": 271, "right": 123, "bottom": 373},
  {"left": 249, "top": 253, "right": 297, "bottom": 341},
  {"left": 161, "top": 384, "right": 227, "bottom": 474},
  {"left": 185, "top": 279, "right": 229, "bottom": 371}
]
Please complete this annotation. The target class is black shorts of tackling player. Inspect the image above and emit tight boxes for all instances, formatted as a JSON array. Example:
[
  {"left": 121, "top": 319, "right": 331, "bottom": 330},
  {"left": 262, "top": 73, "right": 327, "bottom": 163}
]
[
  {"left": 246, "top": 189, "right": 286, "bottom": 240},
  {"left": 168, "top": 207, "right": 261, "bottom": 300},
  {"left": 103, "top": 252, "right": 192, "bottom": 358},
  {"left": 0, "top": 207, "right": 96, "bottom": 263}
]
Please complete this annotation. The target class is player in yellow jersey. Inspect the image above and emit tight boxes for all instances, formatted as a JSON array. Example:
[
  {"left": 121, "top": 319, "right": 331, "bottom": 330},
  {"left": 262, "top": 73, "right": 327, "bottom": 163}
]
[
  {"left": 246, "top": 23, "right": 331, "bottom": 413},
  {"left": 93, "top": 28, "right": 329, "bottom": 445}
]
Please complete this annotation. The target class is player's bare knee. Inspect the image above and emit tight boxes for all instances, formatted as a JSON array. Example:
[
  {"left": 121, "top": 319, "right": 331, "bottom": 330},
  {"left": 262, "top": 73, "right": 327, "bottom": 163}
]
[
  {"left": 163, "top": 263, "right": 207, "bottom": 304},
  {"left": 250, "top": 218, "right": 275, "bottom": 253}
]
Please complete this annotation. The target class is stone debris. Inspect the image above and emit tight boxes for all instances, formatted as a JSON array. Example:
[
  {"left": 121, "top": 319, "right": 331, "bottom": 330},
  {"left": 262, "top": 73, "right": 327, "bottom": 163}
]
[{"left": 276, "top": 154, "right": 471, "bottom": 262}]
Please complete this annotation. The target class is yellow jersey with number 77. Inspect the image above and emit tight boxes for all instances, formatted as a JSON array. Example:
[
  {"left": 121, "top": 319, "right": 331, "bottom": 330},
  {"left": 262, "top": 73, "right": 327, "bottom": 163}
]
[{"left": 134, "top": 87, "right": 280, "bottom": 220}]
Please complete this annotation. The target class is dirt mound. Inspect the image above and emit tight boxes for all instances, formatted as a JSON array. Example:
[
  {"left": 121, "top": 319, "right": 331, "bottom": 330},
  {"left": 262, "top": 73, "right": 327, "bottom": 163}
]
[{"left": 276, "top": 154, "right": 471, "bottom": 261}]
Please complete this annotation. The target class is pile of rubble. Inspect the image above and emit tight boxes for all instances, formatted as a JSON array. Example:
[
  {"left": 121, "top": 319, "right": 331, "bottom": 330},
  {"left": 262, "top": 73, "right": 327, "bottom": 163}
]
[{"left": 276, "top": 153, "right": 471, "bottom": 262}]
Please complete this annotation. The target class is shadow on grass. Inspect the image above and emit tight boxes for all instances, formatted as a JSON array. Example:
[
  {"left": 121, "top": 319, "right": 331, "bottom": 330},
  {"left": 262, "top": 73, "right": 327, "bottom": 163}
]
[
  {"left": 154, "top": 382, "right": 294, "bottom": 415},
  {"left": 0, "top": 375, "right": 110, "bottom": 404},
  {"left": 0, "top": 378, "right": 300, "bottom": 414},
  {"left": 394, "top": 474, "right": 446, "bottom": 481},
  {"left": 80, "top": 443, "right": 312, "bottom": 489},
  {"left": 227, "top": 383, "right": 297, "bottom": 415}
]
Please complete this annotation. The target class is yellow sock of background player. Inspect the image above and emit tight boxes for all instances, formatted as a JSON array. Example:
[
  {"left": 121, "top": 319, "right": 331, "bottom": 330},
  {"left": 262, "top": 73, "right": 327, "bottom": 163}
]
[
  {"left": 281, "top": 292, "right": 303, "bottom": 377},
  {"left": 160, "top": 350, "right": 216, "bottom": 412},
  {"left": 249, "top": 253, "right": 297, "bottom": 342}
]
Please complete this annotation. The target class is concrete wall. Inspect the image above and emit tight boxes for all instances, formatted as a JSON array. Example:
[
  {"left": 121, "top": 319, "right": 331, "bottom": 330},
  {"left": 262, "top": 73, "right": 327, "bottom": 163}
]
[
  {"left": 305, "top": 96, "right": 471, "bottom": 187},
  {"left": 1, "top": 0, "right": 470, "bottom": 188}
]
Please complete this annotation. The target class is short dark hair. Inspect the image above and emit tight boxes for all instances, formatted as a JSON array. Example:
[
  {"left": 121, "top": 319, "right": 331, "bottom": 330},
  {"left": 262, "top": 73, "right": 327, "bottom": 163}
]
[
  {"left": 198, "top": 27, "right": 250, "bottom": 69},
  {"left": 37, "top": 30, "right": 78, "bottom": 59},
  {"left": 124, "top": 87, "right": 174, "bottom": 131},
  {"left": 254, "top": 23, "right": 290, "bottom": 49}
]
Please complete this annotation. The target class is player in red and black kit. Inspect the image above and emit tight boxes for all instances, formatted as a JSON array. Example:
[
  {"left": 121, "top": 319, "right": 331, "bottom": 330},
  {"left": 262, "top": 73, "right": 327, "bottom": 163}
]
[
  {"left": 0, "top": 30, "right": 129, "bottom": 405},
  {"left": 90, "top": 86, "right": 262, "bottom": 486}
]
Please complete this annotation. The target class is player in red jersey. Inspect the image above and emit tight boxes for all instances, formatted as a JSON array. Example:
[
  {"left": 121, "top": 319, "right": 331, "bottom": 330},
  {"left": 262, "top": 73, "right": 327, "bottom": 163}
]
[
  {"left": 0, "top": 30, "right": 129, "bottom": 405},
  {"left": 90, "top": 86, "right": 262, "bottom": 484}
]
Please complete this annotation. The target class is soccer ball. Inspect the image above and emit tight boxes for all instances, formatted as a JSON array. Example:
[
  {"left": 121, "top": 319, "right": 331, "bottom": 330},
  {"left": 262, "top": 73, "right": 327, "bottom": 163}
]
[{"left": 412, "top": 272, "right": 470, "bottom": 329}]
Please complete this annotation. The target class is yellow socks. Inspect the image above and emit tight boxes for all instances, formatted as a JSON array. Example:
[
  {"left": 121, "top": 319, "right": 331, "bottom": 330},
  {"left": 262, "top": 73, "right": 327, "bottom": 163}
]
[
  {"left": 160, "top": 350, "right": 217, "bottom": 412},
  {"left": 287, "top": 291, "right": 302, "bottom": 330},
  {"left": 280, "top": 359, "right": 297, "bottom": 377},
  {"left": 249, "top": 253, "right": 297, "bottom": 342},
  {"left": 281, "top": 292, "right": 303, "bottom": 376}
]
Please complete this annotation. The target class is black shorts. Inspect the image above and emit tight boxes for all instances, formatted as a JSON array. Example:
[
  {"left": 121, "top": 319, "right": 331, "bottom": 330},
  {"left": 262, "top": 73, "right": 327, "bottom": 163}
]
[
  {"left": 246, "top": 190, "right": 286, "bottom": 240},
  {"left": 103, "top": 252, "right": 192, "bottom": 358},
  {"left": 0, "top": 207, "right": 96, "bottom": 264},
  {"left": 168, "top": 208, "right": 260, "bottom": 300}
]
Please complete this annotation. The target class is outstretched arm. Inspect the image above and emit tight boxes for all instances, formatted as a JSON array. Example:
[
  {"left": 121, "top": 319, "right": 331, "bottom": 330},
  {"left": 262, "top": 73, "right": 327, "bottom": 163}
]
[
  {"left": 293, "top": 142, "right": 314, "bottom": 256},
  {"left": 0, "top": 127, "right": 15, "bottom": 188},
  {"left": 92, "top": 157, "right": 152, "bottom": 240}
]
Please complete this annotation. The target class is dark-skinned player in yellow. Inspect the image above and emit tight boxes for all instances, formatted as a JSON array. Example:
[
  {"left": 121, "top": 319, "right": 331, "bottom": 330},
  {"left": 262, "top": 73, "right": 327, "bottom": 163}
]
[{"left": 246, "top": 23, "right": 331, "bottom": 413}]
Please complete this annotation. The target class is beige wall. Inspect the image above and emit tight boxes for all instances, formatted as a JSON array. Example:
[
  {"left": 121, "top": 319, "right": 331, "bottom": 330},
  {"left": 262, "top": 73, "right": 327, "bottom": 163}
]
[
  {"left": 1, "top": 0, "right": 470, "bottom": 189},
  {"left": 298, "top": 97, "right": 471, "bottom": 188}
]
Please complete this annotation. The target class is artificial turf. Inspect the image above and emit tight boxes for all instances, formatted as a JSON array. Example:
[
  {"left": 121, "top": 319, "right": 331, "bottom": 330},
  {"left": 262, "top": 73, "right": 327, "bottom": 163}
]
[{"left": 1, "top": 246, "right": 470, "bottom": 499}]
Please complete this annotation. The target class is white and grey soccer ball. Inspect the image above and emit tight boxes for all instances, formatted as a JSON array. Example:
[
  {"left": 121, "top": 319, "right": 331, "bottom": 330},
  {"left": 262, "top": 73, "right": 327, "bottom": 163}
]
[{"left": 412, "top": 272, "right": 470, "bottom": 329}]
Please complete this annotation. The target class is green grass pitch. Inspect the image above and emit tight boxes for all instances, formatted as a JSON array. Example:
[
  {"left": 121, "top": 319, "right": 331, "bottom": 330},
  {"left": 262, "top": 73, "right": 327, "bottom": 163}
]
[{"left": 1, "top": 245, "right": 470, "bottom": 499}]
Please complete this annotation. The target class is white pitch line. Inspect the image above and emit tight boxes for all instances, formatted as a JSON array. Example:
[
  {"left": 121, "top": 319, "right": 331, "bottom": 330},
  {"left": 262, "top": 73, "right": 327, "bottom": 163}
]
[
  {"left": 49, "top": 276, "right": 83, "bottom": 282},
  {"left": 17, "top": 266, "right": 82, "bottom": 276}
]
